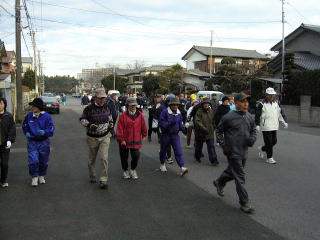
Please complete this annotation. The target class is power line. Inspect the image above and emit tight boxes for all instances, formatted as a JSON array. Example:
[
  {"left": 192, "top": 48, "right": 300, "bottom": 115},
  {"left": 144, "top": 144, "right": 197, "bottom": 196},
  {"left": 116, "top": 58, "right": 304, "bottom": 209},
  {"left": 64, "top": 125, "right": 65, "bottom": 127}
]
[
  {"left": 1, "top": 13, "right": 280, "bottom": 43},
  {"left": 26, "top": 0, "right": 282, "bottom": 25},
  {"left": 0, "top": 4, "right": 15, "bottom": 17},
  {"left": 90, "top": 0, "right": 150, "bottom": 28},
  {"left": 287, "top": 1, "right": 313, "bottom": 24},
  {"left": 21, "top": 29, "right": 32, "bottom": 58}
]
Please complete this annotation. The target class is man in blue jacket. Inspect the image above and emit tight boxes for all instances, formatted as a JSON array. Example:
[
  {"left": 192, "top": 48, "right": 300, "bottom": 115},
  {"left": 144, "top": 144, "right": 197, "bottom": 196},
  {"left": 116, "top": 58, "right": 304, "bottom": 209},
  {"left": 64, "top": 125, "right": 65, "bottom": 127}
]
[
  {"left": 22, "top": 98, "right": 55, "bottom": 187},
  {"left": 159, "top": 98, "right": 188, "bottom": 176}
]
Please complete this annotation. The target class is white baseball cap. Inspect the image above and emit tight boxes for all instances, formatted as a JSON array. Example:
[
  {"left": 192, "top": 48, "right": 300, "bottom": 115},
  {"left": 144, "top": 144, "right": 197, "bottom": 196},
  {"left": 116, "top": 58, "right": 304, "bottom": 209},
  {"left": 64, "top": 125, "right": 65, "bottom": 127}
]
[{"left": 266, "top": 87, "right": 277, "bottom": 95}]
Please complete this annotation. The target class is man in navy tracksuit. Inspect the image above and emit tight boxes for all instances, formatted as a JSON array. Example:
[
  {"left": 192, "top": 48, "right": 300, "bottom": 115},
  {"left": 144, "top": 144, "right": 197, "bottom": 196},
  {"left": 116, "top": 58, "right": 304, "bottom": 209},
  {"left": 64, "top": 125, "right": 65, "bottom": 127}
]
[{"left": 22, "top": 98, "right": 55, "bottom": 187}]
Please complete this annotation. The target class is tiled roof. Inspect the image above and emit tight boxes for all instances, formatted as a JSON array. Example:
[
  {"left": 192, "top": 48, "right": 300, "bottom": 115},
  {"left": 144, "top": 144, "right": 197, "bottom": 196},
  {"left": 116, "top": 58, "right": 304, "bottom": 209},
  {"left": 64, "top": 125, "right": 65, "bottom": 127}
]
[
  {"left": 0, "top": 74, "right": 10, "bottom": 81},
  {"left": 186, "top": 69, "right": 211, "bottom": 77},
  {"left": 145, "top": 65, "right": 171, "bottom": 71},
  {"left": 294, "top": 52, "right": 320, "bottom": 70},
  {"left": 183, "top": 46, "right": 267, "bottom": 60}
]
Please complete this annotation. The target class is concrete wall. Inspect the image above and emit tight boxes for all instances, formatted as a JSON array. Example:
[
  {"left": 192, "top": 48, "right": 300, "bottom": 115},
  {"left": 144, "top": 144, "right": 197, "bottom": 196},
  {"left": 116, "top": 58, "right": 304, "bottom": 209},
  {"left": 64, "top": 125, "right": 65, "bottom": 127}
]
[{"left": 283, "top": 95, "right": 320, "bottom": 126}]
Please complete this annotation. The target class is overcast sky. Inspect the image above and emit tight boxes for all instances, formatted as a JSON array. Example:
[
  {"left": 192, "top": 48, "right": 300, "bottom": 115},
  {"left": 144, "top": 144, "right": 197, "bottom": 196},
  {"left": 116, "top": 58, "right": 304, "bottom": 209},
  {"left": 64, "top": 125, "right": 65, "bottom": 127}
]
[{"left": 1, "top": 0, "right": 320, "bottom": 76}]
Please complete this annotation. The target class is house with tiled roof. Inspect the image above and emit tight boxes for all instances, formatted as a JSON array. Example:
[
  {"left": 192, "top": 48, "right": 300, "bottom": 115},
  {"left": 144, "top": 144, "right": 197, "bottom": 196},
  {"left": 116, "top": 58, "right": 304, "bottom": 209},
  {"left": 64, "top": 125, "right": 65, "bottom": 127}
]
[
  {"left": 270, "top": 23, "right": 320, "bottom": 77},
  {"left": 0, "top": 40, "right": 16, "bottom": 113},
  {"left": 182, "top": 45, "right": 268, "bottom": 74}
]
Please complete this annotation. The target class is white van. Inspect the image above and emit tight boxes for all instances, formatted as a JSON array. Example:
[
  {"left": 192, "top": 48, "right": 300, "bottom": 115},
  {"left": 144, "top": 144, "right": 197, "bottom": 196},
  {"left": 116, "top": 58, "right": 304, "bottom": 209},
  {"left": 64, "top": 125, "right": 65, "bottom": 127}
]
[
  {"left": 197, "top": 91, "right": 224, "bottom": 101},
  {"left": 108, "top": 90, "right": 120, "bottom": 96}
]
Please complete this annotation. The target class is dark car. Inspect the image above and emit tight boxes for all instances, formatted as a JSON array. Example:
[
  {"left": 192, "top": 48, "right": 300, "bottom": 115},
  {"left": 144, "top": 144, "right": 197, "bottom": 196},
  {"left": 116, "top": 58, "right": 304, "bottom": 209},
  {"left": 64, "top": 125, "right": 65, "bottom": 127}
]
[{"left": 41, "top": 96, "right": 60, "bottom": 114}]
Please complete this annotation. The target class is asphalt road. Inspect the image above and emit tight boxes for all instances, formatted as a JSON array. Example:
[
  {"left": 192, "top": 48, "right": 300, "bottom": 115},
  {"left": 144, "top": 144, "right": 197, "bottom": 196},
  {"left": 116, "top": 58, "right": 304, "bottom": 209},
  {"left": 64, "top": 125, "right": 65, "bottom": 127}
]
[{"left": 0, "top": 97, "right": 318, "bottom": 240}]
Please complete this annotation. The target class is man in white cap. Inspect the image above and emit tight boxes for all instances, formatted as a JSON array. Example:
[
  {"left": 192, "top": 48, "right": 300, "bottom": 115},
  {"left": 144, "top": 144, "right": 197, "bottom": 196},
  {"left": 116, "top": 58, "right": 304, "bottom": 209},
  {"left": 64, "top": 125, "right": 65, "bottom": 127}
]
[
  {"left": 80, "top": 88, "right": 114, "bottom": 189},
  {"left": 255, "top": 87, "right": 288, "bottom": 164}
]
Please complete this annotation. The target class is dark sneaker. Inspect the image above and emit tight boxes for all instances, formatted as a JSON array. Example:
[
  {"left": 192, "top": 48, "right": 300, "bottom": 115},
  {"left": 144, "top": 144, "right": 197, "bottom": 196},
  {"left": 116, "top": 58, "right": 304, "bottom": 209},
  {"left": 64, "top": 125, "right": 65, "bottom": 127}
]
[
  {"left": 195, "top": 158, "right": 201, "bottom": 163},
  {"left": 89, "top": 177, "right": 97, "bottom": 183},
  {"left": 99, "top": 181, "right": 108, "bottom": 189},
  {"left": 240, "top": 204, "right": 255, "bottom": 214},
  {"left": 211, "top": 161, "right": 219, "bottom": 166},
  {"left": 213, "top": 180, "right": 224, "bottom": 197}
]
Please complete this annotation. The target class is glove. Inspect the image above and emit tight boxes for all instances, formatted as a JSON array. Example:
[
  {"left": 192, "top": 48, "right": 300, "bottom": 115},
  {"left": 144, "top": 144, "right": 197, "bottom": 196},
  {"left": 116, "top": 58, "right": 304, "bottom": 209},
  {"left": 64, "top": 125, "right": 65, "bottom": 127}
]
[
  {"left": 38, "top": 130, "right": 45, "bottom": 136},
  {"left": 256, "top": 126, "right": 260, "bottom": 132},
  {"left": 26, "top": 132, "right": 32, "bottom": 138},
  {"left": 182, "top": 128, "right": 187, "bottom": 135},
  {"left": 283, "top": 122, "right": 288, "bottom": 129},
  {"left": 89, "top": 124, "right": 98, "bottom": 130},
  {"left": 6, "top": 141, "right": 11, "bottom": 149},
  {"left": 110, "top": 128, "right": 115, "bottom": 137}
]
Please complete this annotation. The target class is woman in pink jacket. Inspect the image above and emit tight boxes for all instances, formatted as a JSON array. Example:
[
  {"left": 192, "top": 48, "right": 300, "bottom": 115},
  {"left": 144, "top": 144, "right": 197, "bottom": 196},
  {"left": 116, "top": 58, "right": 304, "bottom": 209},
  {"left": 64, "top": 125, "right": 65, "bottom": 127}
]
[{"left": 116, "top": 97, "right": 147, "bottom": 180}]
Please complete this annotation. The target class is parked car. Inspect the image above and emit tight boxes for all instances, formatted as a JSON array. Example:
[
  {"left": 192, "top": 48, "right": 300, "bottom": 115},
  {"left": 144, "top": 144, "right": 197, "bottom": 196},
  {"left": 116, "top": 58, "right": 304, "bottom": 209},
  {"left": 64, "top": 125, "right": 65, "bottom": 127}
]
[
  {"left": 197, "top": 91, "right": 224, "bottom": 100},
  {"left": 43, "top": 93, "right": 55, "bottom": 97},
  {"left": 41, "top": 96, "right": 60, "bottom": 114},
  {"left": 72, "top": 93, "right": 81, "bottom": 98}
]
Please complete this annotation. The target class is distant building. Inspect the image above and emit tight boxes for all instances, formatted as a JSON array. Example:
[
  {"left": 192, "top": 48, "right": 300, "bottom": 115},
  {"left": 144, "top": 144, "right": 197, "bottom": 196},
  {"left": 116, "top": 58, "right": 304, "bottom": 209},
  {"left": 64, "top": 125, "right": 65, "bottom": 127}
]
[
  {"left": 21, "top": 57, "right": 33, "bottom": 74},
  {"left": 182, "top": 45, "right": 268, "bottom": 74},
  {"left": 0, "top": 40, "right": 16, "bottom": 113}
]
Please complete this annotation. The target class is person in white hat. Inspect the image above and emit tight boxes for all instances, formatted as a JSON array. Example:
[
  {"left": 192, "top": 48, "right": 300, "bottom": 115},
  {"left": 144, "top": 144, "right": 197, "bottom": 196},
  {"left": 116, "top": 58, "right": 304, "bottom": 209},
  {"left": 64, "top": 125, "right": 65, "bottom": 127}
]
[{"left": 255, "top": 87, "right": 288, "bottom": 164}]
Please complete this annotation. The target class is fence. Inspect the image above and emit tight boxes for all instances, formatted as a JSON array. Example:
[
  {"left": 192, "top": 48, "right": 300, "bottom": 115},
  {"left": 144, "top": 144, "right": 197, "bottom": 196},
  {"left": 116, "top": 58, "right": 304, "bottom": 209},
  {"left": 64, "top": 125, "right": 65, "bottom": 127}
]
[
  {"left": 23, "top": 90, "right": 38, "bottom": 111},
  {"left": 283, "top": 95, "right": 320, "bottom": 126}
]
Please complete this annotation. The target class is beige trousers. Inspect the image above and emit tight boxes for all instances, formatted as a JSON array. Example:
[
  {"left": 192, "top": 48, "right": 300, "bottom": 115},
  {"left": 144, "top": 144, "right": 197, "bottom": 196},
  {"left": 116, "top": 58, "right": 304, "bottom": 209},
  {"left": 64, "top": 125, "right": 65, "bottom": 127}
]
[{"left": 86, "top": 133, "right": 111, "bottom": 182}]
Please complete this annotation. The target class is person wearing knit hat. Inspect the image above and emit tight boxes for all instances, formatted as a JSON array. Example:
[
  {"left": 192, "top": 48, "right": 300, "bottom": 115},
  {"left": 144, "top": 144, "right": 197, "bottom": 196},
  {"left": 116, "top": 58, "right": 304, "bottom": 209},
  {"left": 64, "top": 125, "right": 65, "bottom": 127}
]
[
  {"left": 194, "top": 99, "right": 218, "bottom": 165},
  {"left": 116, "top": 97, "right": 147, "bottom": 180},
  {"left": 158, "top": 98, "right": 188, "bottom": 176},
  {"left": 215, "top": 96, "right": 230, "bottom": 126},
  {"left": 255, "top": 88, "right": 288, "bottom": 164},
  {"left": 22, "top": 98, "right": 55, "bottom": 187}
]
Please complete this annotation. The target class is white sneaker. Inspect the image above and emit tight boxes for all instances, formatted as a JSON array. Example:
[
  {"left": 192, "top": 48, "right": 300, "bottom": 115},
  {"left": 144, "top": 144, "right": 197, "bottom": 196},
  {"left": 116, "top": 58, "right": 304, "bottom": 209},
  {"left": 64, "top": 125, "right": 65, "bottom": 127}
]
[
  {"left": 266, "top": 158, "right": 276, "bottom": 164},
  {"left": 181, "top": 167, "right": 189, "bottom": 176},
  {"left": 258, "top": 146, "right": 264, "bottom": 159},
  {"left": 130, "top": 170, "right": 139, "bottom": 180},
  {"left": 39, "top": 176, "right": 46, "bottom": 184},
  {"left": 32, "top": 177, "right": 39, "bottom": 187},
  {"left": 123, "top": 171, "right": 131, "bottom": 179},
  {"left": 160, "top": 164, "right": 167, "bottom": 172},
  {"left": 186, "top": 145, "right": 192, "bottom": 149},
  {"left": 1, "top": 183, "right": 8, "bottom": 188},
  {"left": 167, "top": 157, "right": 174, "bottom": 164}
]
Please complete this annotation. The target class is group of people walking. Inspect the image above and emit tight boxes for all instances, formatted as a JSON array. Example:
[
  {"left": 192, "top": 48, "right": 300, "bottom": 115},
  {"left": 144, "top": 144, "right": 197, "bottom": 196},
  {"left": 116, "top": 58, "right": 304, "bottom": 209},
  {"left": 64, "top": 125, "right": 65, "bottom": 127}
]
[{"left": 0, "top": 86, "right": 288, "bottom": 214}]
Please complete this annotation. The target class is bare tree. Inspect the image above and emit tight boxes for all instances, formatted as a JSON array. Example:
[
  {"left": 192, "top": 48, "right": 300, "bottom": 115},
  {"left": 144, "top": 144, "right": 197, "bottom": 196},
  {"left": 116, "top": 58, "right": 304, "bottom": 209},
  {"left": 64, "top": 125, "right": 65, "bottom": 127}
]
[{"left": 126, "top": 60, "right": 146, "bottom": 70}]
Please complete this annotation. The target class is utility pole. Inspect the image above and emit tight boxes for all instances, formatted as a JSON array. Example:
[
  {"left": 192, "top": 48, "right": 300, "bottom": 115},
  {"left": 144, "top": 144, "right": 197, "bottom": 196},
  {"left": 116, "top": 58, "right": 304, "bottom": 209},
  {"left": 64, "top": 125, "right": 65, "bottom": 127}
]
[
  {"left": 32, "top": 31, "right": 38, "bottom": 95},
  {"left": 15, "top": 0, "right": 23, "bottom": 122},
  {"left": 113, "top": 65, "right": 116, "bottom": 90},
  {"left": 209, "top": 30, "right": 213, "bottom": 78},
  {"left": 38, "top": 50, "right": 42, "bottom": 95},
  {"left": 281, "top": 0, "right": 286, "bottom": 81}
]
